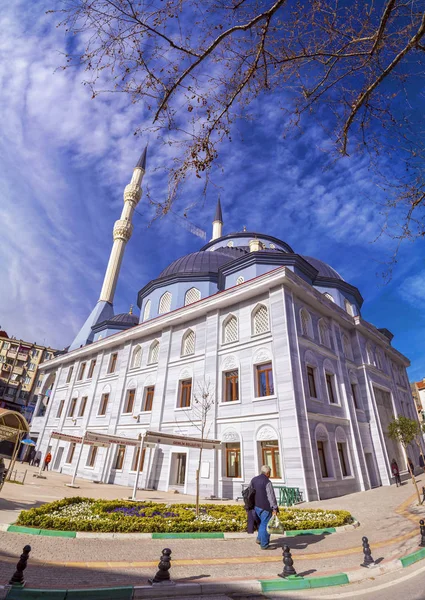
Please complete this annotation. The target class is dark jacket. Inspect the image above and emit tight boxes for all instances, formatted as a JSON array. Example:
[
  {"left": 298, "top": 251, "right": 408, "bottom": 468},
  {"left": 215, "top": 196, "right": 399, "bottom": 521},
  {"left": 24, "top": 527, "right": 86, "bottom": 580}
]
[{"left": 250, "top": 473, "right": 278, "bottom": 512}]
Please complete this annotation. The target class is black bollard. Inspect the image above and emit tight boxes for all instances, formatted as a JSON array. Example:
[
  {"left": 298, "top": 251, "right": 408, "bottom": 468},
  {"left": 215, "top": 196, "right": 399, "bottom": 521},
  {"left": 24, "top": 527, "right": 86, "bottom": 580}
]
[
  {"left": 422, "top": 487, "right": 425, "bottom": 504},
  {"left": 278, "top": 545, "right": 297, "bottom": 578},
  {"left": 360, "top": 536, "right": 375, "bottom": 567},
  {"left": 148, "top": 548, "right": 173, "bottom": 584},
  {"left": 9, "top": 545, "right": 31, "bottom": 587},
  {"left": 419, "top": 520, "right": 425, "bottom": 547}
]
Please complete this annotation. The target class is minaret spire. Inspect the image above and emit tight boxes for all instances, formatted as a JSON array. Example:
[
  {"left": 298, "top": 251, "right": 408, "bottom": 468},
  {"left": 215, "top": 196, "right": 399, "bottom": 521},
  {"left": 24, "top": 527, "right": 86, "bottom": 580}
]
[
  {"left": 98, "top": 146, "right": 147, "bottom": 303},
  {"left": 211, "top": 197, "right": 223, "bottom": 241}
]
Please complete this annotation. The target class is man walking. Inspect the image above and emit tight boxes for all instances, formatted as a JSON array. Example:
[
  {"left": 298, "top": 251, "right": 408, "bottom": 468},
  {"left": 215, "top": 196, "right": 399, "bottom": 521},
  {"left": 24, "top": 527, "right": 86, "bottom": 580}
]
[{"left": 250, "top": 465, "right": 278, "bottom": 549}]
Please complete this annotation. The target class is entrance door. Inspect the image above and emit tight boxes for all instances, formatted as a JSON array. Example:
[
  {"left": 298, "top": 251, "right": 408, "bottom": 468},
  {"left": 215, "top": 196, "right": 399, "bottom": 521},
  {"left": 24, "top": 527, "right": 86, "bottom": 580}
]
[
  {"left": 53, "top": 447, "right": 64, "bottom": 472},
  {"left": 365, "top": 452, "right": 380, "bottom": 488},
  {"left": 169, "top": 453, "right": 187, "bottom": 488}
]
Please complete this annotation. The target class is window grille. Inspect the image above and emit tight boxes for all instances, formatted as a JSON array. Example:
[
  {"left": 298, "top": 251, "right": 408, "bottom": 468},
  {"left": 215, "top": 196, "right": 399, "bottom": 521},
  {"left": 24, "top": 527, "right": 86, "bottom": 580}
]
[
  {"left": 181, "top": 330, "right": 195, "bottom": 356},
  {"left": 158, "top": 292, "right": 171, "bottom": 314},
  {"left": 184, "top": 288, "right": 201, "bottom": 306},
  {"left": 324, "top": 292, "right": 335, "bottom": 302},
  {"left": 300, "top": 309, "right": 312, "bottom": 337},
  {"left": 143, "top": 299, "right": 151, "bottom": 321},
  {"left": 131, "top": 346, "right": 142, "bottom": 369},
  {"left": 148, "top": 341, "right": 159, "bottom": 364},
  {"left": 224, "top": 316, "right": 238, "bottom": 343},
  {"left": 318, "top": 320, "right": 330, "bottom": 347},
  {"left": 253, "top": 305, "right": 269, "bottom": 335},
  {"left": 236, "top": 276, "right": 244, "bottom": 285}
]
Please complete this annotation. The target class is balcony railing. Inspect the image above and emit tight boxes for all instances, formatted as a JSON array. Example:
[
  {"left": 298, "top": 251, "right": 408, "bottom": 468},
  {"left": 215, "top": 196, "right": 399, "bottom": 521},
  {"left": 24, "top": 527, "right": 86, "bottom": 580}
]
[
  {"left": 13, "top": 366, "right": 24, "bottom": 375},
  {"left": 17, "top": 353, "right": 29, "bottom": 361},
  {"left": 7, "top": 350, "right": 17, "bottom": 359}
]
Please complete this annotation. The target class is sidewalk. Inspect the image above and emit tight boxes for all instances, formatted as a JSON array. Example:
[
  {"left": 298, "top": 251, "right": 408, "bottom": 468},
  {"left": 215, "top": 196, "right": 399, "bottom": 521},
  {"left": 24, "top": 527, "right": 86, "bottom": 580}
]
[{"left": 0, "top": 466, "right": 424, "bottom": 590}]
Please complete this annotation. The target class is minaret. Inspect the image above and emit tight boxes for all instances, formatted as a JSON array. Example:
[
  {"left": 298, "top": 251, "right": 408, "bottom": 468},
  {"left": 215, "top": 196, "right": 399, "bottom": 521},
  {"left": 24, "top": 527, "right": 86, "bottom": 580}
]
[
  {"left": 98, "top": 147, "right": 146, "bottom": 303},
  {"left": 211, "top": 198, "right": 223, "bottom": 241},
  {"left": 68, "top": 147, "right": 147, "bottom": 351}
]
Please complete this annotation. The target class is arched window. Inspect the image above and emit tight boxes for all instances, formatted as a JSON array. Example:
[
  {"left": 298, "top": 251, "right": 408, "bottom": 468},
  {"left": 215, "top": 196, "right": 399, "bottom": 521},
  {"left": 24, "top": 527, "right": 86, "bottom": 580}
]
[
  {"left": 324, "top": 292, "right": 335, "bottom": 303},
  {"left": 158, "top": 291, "right": 172, "bottom": 314},
  {"left": 376, "top": 349, "right": 383, "bottom": 371},
  {"left": 131, "top": 345, "right": 142, "bottom": 369},
  {"left": 315, "top": 424, "right": 334, "bottom": 479},
  {"left": 335, "top": 427, "right": 352, "bottom": 477},
  {"left": 300, "top": 308, "right": 313, "bottom": 338},
  {"left": 148, "top": 340, "right": 159, "bottom": 364},
  {"left": 342, "top": 334, "right": 353, "bottom": 360},
  {"left": 318, "top": 319, "right": 330, "bottom": 348},
  {"left": 223, "top": 315, "right": 238, "bottom": 344},
  {"left": 344, "top": 299, "right": 354, "bottom": 316},
  {"left": 236, "top": 276, "right": 244, "bottom": 285},
  {"left": 143, "top": 299, "right": 151, "bottom": 322},
  {"left": 184, "top": 287, "right": 201, "bottom": 306},
  {"left": 366, "top": 342, "right": 375, "bottom": 366},
  {"left": 181, "top": 329, "right": 195, "bottom": 356},
  {"left": 252, "top": 304, "right": 269, "bottom": 335}
]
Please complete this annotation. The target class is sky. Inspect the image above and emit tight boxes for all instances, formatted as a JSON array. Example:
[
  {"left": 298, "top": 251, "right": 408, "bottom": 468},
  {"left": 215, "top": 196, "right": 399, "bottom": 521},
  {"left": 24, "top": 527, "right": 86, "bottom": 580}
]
[{"left": 1, "top": 1, "right": 425, "bottom": 381}]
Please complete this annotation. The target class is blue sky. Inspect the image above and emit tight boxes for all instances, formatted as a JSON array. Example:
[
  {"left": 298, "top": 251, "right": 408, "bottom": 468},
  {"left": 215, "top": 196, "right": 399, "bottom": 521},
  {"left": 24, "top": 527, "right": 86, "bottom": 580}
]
[{"left": 1, "top": 1, "right": 425, "bottom": 381}]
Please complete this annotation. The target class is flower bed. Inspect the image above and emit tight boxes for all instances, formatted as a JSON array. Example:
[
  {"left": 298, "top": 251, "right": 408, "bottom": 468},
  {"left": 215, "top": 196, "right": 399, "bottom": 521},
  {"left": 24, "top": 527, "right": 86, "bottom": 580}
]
[{"left": 16, "top": 497, "right": 352, "bottom": 533}]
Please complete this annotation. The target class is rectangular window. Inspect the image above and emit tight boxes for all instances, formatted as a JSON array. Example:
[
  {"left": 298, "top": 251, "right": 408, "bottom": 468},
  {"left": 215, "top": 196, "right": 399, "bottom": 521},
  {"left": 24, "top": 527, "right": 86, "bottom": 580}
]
[
  {"left": 256, "top": 363, "right": 274, "bottom": 397},
  {"left": 66, "top": 443, "right": 76, "bottom": 464},
  {"left": 24, "top": 376, "right": 31, "bottom": 385},
  {"left": 87, "top": 359, "right": 96, "bottom": 379},
  {"left": 261, "top": 441, "right": 281, "bottom": 478},
  {"left": 226, "top": 443, "right": 241, "bottom": 477},
  {"left": 108, "top": 353, "right": 118, "bottom": 374},
  {"left": 31, "top": 349, "right": 38, "bottom": 358},
  {"left": 56, "top": 399, "right": 64, "bottom": 418},
  {"left": 28, "top": 363, "right": 36, "bottom": 371},
  {"left": 68, "top": 398, "right": 77, "bottom": 418},
  {"left": 86, "top": 446, "right": 98, "bottom": 467},
  {"left": 36, "top": 379, "right": 43, "bottom": 388},
  {"left": 326, "top": 373, "right": 337, "bottom": 404},
  {"left": 178, "top": 379, "right": 192, "bottom": 408},
  {"left": 132, "top": 446, "right": 146, "bottom": 472},
  {"left": 98, "top": 393, "right": 109, "bottom": 416},
  {"left": 317, "top": 441, "right": 329, "bottom": 478},
  {"left": 66, "top": 366, "right": 73, "bottom": 384},
  {"left": 224, "top": 370, "right": 239, "bottom": 402},
  {"left": 77, "top": 362, "right": 86, "bottom": 381},
  {"left": 351, "top": 383, "right": 359, "bottom": 409},
  {"left": 337, "top": 442, "right": 349, "bottom": 477},
  {"left": 123, "top": 389, "right": 135, "bottom": 414},
  {"left": 143, "top": 386, "right": 155, "bottom": 412},
  {"left": 78, "top": 396, "right": 88, "bottom": 417},
  {"left": 114, "top": 445, "right": 126, "bottom": 470},
  {"left": 307, "top": 366, "right": 317, "bottom": 398}
]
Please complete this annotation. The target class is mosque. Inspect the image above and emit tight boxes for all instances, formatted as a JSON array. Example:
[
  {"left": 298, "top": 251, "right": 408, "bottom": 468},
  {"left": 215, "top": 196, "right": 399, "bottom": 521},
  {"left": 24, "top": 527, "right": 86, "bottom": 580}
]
[{"left": 30, "top": 149, "right": 418, "bottom": 501}]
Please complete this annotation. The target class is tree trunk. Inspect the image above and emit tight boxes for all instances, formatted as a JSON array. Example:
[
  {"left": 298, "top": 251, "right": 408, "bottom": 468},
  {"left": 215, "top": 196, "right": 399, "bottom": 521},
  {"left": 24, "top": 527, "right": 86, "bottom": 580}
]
[
  {"left": 196, "top": 446, "right": 203, "bottom": 517},
  {"left": 407, "top": 460, "right": 422, "bottom": 505}
]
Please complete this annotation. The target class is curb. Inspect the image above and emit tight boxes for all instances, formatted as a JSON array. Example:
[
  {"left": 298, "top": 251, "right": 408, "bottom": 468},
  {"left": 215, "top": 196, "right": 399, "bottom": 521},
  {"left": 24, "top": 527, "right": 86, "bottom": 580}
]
[{"left": 6, "top": 520, "right": 359, "bottom": 539}]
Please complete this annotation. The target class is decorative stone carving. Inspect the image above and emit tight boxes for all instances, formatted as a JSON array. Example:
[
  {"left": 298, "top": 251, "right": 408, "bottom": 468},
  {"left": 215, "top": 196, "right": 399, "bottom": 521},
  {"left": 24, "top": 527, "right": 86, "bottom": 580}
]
[
  {"left": 113, "top": 219, "right": 133, "bottom": 242},
  {"left": 124, "top": 183, "right": 142, "bottom": 205},
  {"left": 315, "top": 424, "right": 329, "bottom": 442},
  {"left": 335, "top": 426, "right": 347, "bottom": 443},
  {"left": 144, "top": 375, "right": 155, "bottom": 387},
  {"left": 257, "top": 426, "right": 277, "bottom": 441},
  {"left": 221, "top": 354, "right": 238, "bottom": 371},
  {"left": 222, "top": 429, "right": 240, "bottom": 442},
  {"left": 253, "top": 347, "right": 271, "bottom": 364},
  {"left": 180, "top": 369, "right": 191, "bottom": 380}
]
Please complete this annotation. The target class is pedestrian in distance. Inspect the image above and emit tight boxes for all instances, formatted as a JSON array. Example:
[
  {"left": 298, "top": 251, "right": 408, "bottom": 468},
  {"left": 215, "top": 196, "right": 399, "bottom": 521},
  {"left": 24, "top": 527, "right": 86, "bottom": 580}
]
[
  {"left": 391, "top": 459, "right": 401, "bottom": 487},
  {"left": 28, "top": 448, "right": 36, "bottom": 466},
  {"left": 43, "top": 452, "right": 52, "bottom": 471},
  {"left": 250, "top": 465, "right": 278, "bottom": 550},
  {"left": 33, "top": 450, "right": 41, "bottom": 468},
  {"left": 407, "top": 457, "right": 414, "bottom": 477}
]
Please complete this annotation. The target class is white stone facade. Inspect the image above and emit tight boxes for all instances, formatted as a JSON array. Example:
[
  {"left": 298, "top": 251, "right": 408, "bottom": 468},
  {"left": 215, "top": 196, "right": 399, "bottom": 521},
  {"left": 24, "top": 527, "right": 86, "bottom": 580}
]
[{"left": 31, "top": 267, "right": 417, "bottom": 501}]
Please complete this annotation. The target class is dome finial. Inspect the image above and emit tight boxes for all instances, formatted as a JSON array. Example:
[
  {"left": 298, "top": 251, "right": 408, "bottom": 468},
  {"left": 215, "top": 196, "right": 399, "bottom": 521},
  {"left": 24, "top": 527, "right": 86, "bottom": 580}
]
[{"left": 129, "top": 304, "right": 134, "bottom": 315}]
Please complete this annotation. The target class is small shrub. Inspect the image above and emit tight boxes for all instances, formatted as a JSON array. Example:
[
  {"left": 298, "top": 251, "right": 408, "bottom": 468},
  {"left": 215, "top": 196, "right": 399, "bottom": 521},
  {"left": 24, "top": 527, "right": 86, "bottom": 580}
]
[{"left": 16, "top": 498, "right": 352, "bottom": 533}]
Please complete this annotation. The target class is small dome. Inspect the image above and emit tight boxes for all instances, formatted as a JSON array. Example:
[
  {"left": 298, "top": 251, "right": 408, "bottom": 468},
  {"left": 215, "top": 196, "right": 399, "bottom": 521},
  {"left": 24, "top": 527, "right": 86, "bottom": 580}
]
[
  {"left": 110, "top": 313, "right": 139, "bottom": 325},
  {"left": 160, "top": 249, "right": 241, "bottom": 278},
  {"left": 302, "top": 256, "right": 343, "bottom": 281}
]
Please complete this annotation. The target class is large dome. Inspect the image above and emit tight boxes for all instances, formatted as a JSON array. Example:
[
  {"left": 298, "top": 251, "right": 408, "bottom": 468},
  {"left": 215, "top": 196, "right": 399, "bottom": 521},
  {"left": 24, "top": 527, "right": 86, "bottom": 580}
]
[
  {"left": 302, "top": 256, "right": 343, "bottom": 281},
  {"left": 159, "top": 248, "right": 243, "bottom": 278}
]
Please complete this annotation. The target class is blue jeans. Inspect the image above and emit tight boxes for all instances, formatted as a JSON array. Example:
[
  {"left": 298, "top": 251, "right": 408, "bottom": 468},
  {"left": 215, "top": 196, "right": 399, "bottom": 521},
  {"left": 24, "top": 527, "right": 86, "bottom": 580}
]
[{"left": 255, "top": 507, "right": 272, "bottom": 548}]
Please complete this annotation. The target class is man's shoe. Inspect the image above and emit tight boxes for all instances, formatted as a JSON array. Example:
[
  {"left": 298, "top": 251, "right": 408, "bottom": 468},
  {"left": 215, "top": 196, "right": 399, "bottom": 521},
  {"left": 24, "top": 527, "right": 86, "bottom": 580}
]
[
  {"left": 261, "top": 545, "right": 271, "bottom": 550},
  {"left": 256, "top": 539, "right": 261, "bottom": 545}
]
